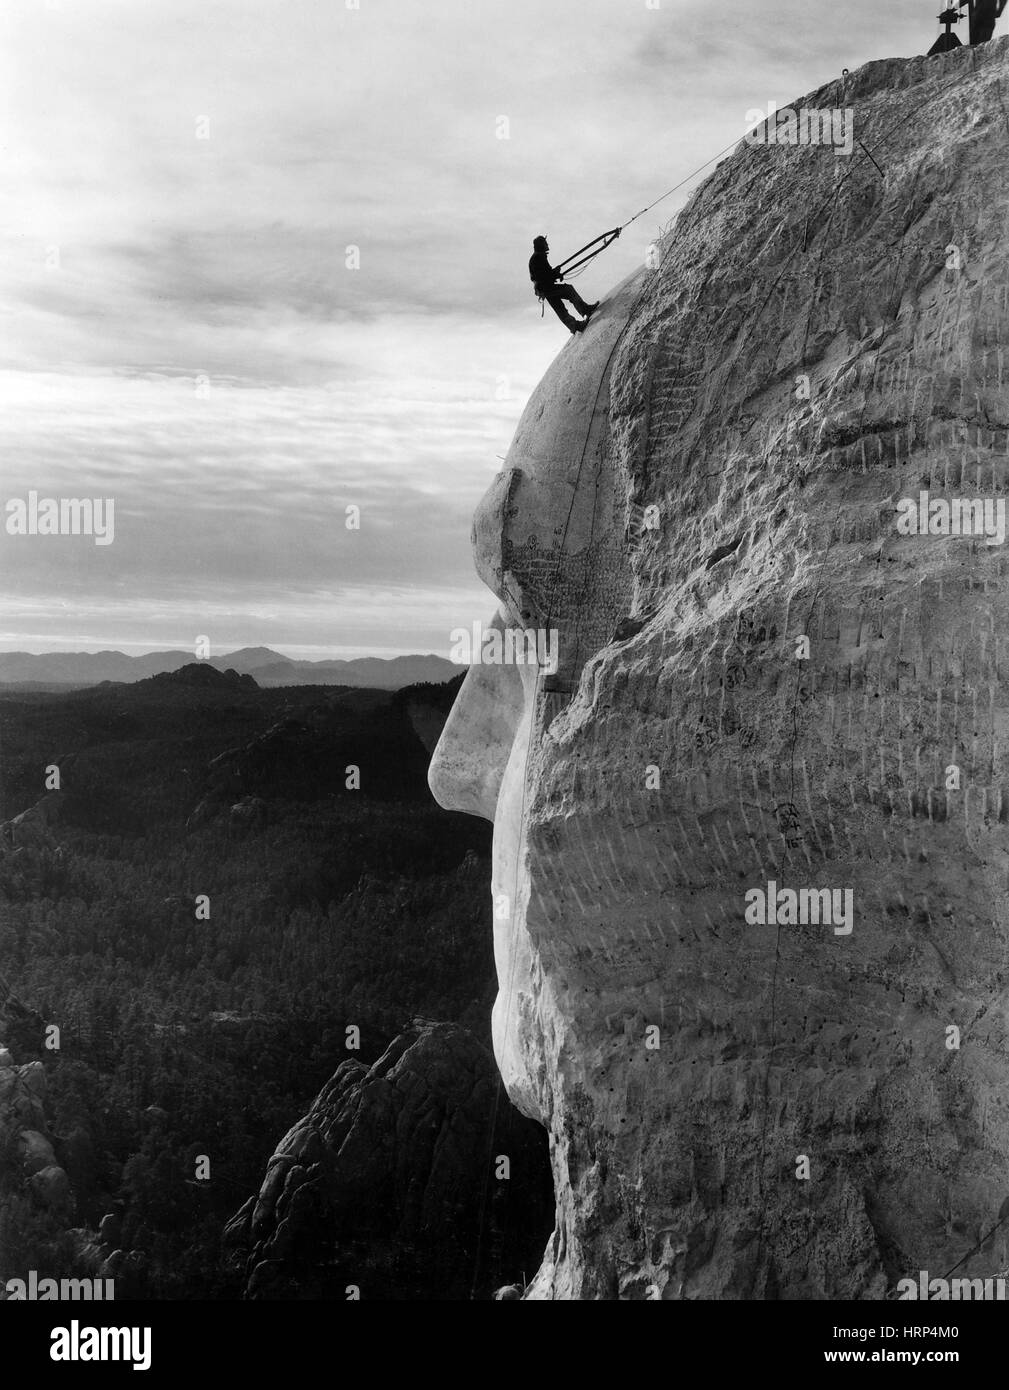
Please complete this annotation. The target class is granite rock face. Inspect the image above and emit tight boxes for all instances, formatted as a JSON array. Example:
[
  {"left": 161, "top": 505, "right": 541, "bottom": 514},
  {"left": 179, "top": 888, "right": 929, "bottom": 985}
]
[
  {"left": 431, "top": 40, "right": 1009, "bottom": 1297},
  {"left": 224, "top": 1020, "right": 552, "bottom": 1299},
  {"left": 0, "top": 793, "right": 66, "bottom": 850},
  {"left": 0, "top": 980, "right": 71, "bottom": 1247},
  {"left": 0, "top": 980, "right": 144, "bottom": 1294}
]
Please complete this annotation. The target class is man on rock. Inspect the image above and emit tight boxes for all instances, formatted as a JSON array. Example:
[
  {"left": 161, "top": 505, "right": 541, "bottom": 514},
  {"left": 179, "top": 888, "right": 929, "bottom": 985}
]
[{"left": 529, "top": 236, "right": 598, "bottom": 334}]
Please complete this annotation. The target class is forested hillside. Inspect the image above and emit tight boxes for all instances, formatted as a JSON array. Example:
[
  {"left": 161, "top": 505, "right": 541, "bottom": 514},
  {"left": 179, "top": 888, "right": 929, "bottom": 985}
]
[{"left": 0, "top": 671, "right": 545, "bottom": 1298}]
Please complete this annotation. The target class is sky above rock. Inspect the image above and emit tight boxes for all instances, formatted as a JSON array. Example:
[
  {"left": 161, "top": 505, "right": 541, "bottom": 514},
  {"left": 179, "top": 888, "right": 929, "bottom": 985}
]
[{"left": 0, "top": 0, "right": 935, "bottom": 658}]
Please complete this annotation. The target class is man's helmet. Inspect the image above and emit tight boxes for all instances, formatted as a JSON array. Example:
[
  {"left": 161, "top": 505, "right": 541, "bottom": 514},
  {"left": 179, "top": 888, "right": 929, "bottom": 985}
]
[{"left": 533, "top": 235, "right": 548, "bottom": 249}]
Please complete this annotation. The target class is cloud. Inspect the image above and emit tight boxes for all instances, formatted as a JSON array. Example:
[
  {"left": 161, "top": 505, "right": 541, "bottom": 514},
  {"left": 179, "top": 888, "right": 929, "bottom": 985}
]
[
  {"left": 0, "top": 0, "right": 941, "bottom": 654},
  {"left": 0, "top": 311, "right": 546, "bottom": 653}
]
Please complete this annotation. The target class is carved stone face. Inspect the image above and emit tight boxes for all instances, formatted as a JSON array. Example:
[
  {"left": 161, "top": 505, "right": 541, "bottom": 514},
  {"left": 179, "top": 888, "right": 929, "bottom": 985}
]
[
  {"left": 431, "top": 45, "right": 1009, "bottom": 1299},
  {"left": 429, "top": 269, "right": 645, "bottom": 1120}
]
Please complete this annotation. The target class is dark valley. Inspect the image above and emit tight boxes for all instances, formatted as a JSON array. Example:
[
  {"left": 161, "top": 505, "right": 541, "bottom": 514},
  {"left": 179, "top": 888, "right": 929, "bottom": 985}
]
[{"left": 0, "top": 669, "right": 552, "bottom": 1300}]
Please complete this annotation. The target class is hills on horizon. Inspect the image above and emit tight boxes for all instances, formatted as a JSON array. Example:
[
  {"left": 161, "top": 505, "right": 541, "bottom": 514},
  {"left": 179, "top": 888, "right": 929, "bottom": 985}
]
[{"left": 0, "top": 645, "right": 459, "bottom": 691}]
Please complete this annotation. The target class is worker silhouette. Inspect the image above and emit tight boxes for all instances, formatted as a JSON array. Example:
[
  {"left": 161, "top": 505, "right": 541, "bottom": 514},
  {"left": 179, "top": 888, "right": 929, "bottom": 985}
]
[
  {"left": 529, "top": 236, "right": 598, "bottom": 334},
  {"left": 970, "top": 0, "right": 1007, "bottom": 42}
]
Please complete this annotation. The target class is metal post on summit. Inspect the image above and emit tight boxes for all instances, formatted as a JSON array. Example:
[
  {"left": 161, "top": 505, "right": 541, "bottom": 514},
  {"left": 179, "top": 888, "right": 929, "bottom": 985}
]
[{"left": 929, "top": 5, "right": 962, "bottom": 50}]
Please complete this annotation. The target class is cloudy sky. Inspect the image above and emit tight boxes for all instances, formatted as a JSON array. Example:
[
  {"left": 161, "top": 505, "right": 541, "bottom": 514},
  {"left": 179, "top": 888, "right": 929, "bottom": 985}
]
[{"left": 0, "top": 0, "right": 938, "bottom": 659}]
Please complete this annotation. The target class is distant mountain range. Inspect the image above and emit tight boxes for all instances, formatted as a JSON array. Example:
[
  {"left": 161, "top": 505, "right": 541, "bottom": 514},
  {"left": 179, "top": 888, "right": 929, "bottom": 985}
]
[{"left": 0, "top": 646, "right": 460, "bottom": 691}]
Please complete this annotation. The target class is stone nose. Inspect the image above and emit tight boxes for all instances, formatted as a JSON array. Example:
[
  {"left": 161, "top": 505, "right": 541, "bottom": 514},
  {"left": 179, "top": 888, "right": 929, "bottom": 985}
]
[{"left": 428, "top": 612, "right": 526, "bottom": 823}]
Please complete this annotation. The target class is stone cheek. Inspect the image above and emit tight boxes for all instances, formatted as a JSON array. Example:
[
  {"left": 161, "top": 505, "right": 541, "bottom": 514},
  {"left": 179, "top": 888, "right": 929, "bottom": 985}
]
[
  {"left": 514, "top": 39, "right": 1009, "bottom": 1297},
  {"left": 503, "top": 532, "right": 631, "bottom": 689}
]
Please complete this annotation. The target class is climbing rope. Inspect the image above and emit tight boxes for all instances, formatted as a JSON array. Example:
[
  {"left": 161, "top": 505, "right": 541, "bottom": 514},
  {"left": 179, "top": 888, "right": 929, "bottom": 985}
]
[
  {"left": 552, "top": 131, "right": 754, "bottom": 282},
  {"left": 549, "top": 44, "right": 968, "bottom": 290}
]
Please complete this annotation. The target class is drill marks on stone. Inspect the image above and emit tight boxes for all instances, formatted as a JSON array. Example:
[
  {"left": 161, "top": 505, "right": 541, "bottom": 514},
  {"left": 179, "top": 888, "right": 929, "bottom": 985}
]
[
  {"left": 705, "top": 820, "right": 734, "bottom": 879},
  {"left": 598, "top": 818, "right": 628, "bottom": 902},
  {"left": 795, "top": 759, "right": 829, "bottom": 863},
  {"left": 569, "top": 815, "right": 623, "bottom": 914},
  {"left": 531, "top": 871, "right": 565, "bottom": 931},
  {"left": 654, "top": 812, "right": 691, "bottom": 886},
  {"left": 720, "top": 813, "right": 747, "bottom": 877},
  {"left": 544, "top": 839, "right": 587, "bottom": 931},
  {"left": 735, "top": 773, "right": 769, "bottom": 880},
  {"left": 610, "top": 812, "right": 647, "bottom": 904},
  {"left": 508, "top": 533, "right": 628, "bottom": 688}
]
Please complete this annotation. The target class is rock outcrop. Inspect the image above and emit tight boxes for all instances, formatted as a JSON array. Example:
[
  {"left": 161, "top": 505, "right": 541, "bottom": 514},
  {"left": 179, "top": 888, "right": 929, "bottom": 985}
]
[
  {"left": 0, "top": 1049, "right": 70, "bottom": 1228},
  {"left": 0, "top": 793, "right": 67, "bottom": 850},
  {"left": 69, "top": 1215, "right": 146, "bottom": 1297},
  {"left": 147, "top": 663, "right": 259, "bottom": 691},
  {"left": 0, "top": 974, "right": 45, "bottom": 1060},
  {"left": 224, "top": 1020, "right": 552, "bottom": 1299},
  {"left": 431, "top": 40, "right": 1009, "bottom": 1296},
  {"left": 0, "top": 976, "right": 75, "bottom": 1286},
  {"left": 191, "top": 693, "right": 433, "bottom": 818}
]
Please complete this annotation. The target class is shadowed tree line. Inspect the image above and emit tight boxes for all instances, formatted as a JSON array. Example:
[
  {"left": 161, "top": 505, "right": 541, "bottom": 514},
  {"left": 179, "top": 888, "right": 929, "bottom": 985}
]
[{"left": 0, "top": 672, "right": 551, "bottom": 1298}]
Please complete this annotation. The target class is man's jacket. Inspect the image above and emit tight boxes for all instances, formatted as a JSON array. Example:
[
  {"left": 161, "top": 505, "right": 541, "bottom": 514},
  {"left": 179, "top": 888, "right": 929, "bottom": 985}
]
[{"left": 529, "top": 249, "right": 560, "bottom": 296}]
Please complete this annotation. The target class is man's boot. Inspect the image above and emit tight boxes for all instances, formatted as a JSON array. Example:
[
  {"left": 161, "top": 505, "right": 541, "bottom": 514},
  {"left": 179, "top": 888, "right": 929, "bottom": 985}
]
[{"left": 549, "top": 298, "right": 582, "bottom": 334}]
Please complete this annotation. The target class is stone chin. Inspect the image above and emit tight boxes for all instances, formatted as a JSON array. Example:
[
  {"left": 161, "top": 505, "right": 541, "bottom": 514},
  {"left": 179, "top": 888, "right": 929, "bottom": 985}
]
[{"left": 430, "top": 644, "right": 545, "bottom": 1122}]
